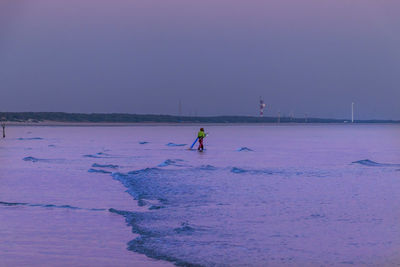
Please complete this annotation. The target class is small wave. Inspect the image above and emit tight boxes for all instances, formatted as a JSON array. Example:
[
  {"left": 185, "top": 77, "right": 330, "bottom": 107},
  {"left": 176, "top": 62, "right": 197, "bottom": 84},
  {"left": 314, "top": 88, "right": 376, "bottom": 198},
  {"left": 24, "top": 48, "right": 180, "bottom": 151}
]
[
  {"left": 92, "top": 163, "right": 119, "bottom": 169},
  {"left": 352, "top": 159, "right": 400, "bottom": 167},
  {"left": 108, "top": 208, "right": 133, "bottom": 217},
  {"left": 158, "top": 159, "right": 185, "bottom": 167},
  {"left": 199, "top": 165, "right": 218, "bottom": 171},
  {"left": 231, "top": 167, "right": 249, "bottom": 174},
  {"left": 23, "top": 157, "right": 63, "bottom": 163},
  {"left": 237, "top": 147, "right": 253, "bottom": 152},
  {"left": 230, "top": 167, "right": 272, "bottom": 174},
  {"left": 88, "top": 168, "right": 112, "bottom": 174},
  {"left": 0, "top": 201, "right": 27, "bottom": 206},
  {"left": 309, "top": 214, "right": 326, "bottom": 219},
  {"left": 83, "top": 154, "right": 102, "bottom": 158},
  {"left": 23, "top": 156, "right": 45, "bottom": 163},
  {"left": 83, "top": 152, "right": 112, "bottom": 158},
  {"left": 17, "top": 137, "right": 43, "bottom": 140},
  {"left": 139, "top": 141, "right": 149, "bottom": 144},
  {"left": 174, "top": 222, "right": 196, "bottom": 234},
  {"left": 48, "top": 144, "right": 56, "bottom": 147},
  {"left": 230, "top": 167, "right": 286, "bottom": 176},
  {"left": 352, "top": 159, "right": 382, "bottom": 167},
  {"left": 149, "top": 205, "right": 165, "bottom": 210},
  {"left": 166, "top": 143, "right": 186, "bottom": 147},
  {"left": 0, "top": 201, "right": 105, "bottom": 211},
  {"left": 231, "top": 167, "right": 276, "bottom": 175}
]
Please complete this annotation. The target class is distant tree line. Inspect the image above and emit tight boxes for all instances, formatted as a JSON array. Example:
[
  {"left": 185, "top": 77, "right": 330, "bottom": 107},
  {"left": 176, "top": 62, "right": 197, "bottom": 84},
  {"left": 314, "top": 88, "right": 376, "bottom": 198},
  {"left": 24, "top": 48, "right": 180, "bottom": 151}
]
[{"left": 0, "top": 112, "right": 398, "bottom": 124}]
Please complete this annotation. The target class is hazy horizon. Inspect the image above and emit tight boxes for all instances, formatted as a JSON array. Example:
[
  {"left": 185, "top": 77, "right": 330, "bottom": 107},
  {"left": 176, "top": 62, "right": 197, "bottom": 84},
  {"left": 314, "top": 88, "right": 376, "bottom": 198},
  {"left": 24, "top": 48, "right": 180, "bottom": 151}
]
[{"left": 1, "top": 1, "right": 399, "bottom": 120}]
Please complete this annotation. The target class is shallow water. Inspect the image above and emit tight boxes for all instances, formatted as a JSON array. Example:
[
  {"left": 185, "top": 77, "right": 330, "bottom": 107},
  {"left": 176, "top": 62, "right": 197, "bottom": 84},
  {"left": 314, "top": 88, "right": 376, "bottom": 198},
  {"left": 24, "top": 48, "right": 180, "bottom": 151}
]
[{"left": 1, "top": 124, "right": 399, "bottom": 266}]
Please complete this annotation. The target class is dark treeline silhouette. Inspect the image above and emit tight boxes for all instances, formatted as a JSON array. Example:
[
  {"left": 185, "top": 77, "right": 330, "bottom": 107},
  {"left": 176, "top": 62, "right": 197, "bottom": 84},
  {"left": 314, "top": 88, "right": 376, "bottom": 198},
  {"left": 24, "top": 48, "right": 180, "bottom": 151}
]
[{"left": 0, "top": 112, "right": 398, "bottom": 124}]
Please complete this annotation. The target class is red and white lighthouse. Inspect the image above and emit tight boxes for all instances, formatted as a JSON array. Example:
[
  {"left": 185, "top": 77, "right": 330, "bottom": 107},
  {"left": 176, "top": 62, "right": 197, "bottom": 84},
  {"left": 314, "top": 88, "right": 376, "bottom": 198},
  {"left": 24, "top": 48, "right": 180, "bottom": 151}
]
[{"left": 259, "top": 97, "right": 266, "bottom": 117}]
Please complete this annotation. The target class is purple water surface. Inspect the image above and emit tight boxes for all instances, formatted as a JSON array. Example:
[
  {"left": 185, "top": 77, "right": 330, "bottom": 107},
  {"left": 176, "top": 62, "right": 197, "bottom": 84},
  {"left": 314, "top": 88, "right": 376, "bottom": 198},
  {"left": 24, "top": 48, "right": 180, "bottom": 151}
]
[{"left": 1, "top": 125, "right": 399, "bottom": 266}]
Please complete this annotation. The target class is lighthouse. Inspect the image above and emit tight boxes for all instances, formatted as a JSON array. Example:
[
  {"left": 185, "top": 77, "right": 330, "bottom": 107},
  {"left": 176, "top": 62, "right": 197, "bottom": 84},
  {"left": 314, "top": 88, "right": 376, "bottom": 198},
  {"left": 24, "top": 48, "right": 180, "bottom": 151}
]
[{"left": 259, "top": 97, "right": 266, "bottom": 117}]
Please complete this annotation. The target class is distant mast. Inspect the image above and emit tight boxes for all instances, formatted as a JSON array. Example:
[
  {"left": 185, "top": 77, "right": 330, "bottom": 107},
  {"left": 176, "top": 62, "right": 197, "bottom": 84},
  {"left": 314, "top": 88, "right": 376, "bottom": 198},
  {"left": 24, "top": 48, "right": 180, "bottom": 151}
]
[
  {"left": 351, "top": 102, "right": 354, "bottom": 123},
  {"left": 259, "top": 97, "right": 266, "bottom": 117},
  {"left": 1, "top": 117, "right": 5, "bottom": 138}
]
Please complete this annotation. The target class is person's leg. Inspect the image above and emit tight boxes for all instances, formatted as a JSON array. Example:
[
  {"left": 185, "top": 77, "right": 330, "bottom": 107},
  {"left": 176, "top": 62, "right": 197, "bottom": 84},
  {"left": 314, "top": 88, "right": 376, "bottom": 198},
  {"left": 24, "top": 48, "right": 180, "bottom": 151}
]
[{"left": 198, "top": 138, "right": 203, "bottom": 150}]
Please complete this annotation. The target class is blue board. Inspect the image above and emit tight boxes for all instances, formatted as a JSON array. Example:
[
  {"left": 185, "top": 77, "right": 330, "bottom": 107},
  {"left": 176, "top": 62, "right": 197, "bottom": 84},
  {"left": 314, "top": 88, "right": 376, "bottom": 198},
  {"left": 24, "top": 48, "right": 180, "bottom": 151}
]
[{"left": 189, "top": 137, "right": 199, "bottom": 150}]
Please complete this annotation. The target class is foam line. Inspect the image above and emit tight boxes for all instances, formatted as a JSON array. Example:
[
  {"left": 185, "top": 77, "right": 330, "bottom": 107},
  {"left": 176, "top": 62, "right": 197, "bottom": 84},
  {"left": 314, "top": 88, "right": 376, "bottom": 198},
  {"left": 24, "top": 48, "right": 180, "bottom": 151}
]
[
  {"left": 352, "top": 159, "right": 400, "bottom": 167},
  {"left": 0, "top": 201, "right": 106, "bottom": 211}
]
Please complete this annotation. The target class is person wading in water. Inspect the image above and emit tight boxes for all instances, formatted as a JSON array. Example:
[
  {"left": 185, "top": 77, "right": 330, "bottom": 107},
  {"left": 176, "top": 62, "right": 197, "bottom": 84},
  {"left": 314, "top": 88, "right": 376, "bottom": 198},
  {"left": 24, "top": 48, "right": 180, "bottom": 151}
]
[{"left": 197, "top": 128, "right": 206, "bottom": 151}]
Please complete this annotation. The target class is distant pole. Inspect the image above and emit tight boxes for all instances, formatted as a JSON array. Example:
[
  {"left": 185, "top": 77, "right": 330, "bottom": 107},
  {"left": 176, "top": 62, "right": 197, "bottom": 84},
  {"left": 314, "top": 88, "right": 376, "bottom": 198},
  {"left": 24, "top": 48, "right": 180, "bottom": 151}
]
[
  {"left": 351, "top": 102, "right": 354, "bottom": 123},
  {"left": 1, "top": 117, "right": 5, "bottom": 138},
  {"left": 178, "top": 100, "right": 182, "bottom": 116},
  {"left": 277, "top": 111, "right": 281, "bottom": 123}
]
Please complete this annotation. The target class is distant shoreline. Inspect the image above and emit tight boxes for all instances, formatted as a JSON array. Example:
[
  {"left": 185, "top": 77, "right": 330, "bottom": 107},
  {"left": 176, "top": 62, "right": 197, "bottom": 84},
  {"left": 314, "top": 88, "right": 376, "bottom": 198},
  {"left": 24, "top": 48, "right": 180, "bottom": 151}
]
[
  {"left": 4, "top": 121, "right": 400, "bottom": 128},
  {"left": 0, "top": 112, "right": 399, "bottom": 125}
]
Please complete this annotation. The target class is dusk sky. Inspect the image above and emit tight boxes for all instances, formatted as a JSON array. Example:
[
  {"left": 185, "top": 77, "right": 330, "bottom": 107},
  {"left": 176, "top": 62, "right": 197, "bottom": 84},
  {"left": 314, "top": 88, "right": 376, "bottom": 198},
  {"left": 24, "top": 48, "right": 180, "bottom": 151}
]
[{"left": 0, "top": 0, "right": 399, "bottom": 119}]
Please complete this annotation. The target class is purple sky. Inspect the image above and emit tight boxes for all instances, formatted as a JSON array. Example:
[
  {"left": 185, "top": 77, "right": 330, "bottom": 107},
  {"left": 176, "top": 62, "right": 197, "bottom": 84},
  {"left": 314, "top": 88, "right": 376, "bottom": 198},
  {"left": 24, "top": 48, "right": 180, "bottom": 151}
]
[{"left": 1, "top": 0, "right": 399, "bottom": 119}]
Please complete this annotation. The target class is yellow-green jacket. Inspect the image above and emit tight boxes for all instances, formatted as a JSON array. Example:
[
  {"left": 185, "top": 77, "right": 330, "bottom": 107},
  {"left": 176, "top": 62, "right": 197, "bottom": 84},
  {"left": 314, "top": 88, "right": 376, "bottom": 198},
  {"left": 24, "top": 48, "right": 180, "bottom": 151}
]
[{"left": 198, "top": 131, "right": 206, "bottom": 138}]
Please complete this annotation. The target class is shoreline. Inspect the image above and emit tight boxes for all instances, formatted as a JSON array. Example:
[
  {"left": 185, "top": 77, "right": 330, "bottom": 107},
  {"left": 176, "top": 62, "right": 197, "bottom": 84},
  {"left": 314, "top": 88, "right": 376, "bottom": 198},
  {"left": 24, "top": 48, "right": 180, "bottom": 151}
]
[{"left": 3, "top": 120, "right": 400, "bottom": 127}]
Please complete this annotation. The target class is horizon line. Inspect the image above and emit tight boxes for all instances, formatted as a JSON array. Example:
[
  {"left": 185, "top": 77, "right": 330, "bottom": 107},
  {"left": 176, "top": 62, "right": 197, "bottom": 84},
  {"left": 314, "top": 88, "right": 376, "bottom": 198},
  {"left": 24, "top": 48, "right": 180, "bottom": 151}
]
[{"left": 0, "top": 111, "right": 399, "bottom": 123}]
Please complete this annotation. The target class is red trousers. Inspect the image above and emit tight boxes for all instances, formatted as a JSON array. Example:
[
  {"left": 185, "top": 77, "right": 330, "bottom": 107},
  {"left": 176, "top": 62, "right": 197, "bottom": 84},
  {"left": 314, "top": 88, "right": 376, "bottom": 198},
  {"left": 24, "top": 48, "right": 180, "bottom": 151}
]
[{"left": 198, "top": 138, "right": 204, "bottom": 150}]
